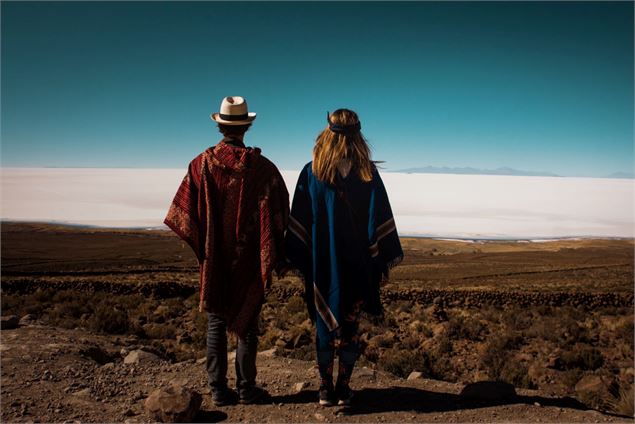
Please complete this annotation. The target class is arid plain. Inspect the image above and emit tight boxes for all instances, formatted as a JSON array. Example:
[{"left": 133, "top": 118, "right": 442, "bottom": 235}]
[{"left": 1, "top": 222, "right": 633, "bottom": 422}]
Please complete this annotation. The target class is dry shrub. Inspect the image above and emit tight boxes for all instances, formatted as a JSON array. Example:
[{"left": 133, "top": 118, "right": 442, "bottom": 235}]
[
  {"left": 615, "top": 319, "right": 635, "bottom": 349},
  {"left": 561, "top": 348, "right": 604, "bottom": 371},
  {"left": 446, "top": 315, "right": 487, "bottom": 341},
  {"left": 190, "top": 309, "right": 208, "bottom": 349},
  {"left": 399, "top": 334, "right": 422, "bottom": 350},
  {"left": 437, "top": 334, "right": 453, "bottom": 355},
  {"left": 480, "top": 332, "right": 535, "bottom": 389},
  {"left": 285, "top": 296, "right": 306, "bottom": 315},
  {"left": 144, "top": 323, "right": 177, "bottom": 340},
  {"left": 608, "top": 384, "right": 634, "bottom": 418},
  {"left": 89, "top": 302, "right": 128, "bottom": 334},
  {"left": 378, "top": 348, "right": 427, "bottom": 379},
  {"left": 502, "top": 308, "right": 533, "bottom": 331}
]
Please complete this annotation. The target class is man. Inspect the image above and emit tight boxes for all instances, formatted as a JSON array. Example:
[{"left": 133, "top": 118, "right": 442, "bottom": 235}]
[{"left": 164, "top": 96, "right": 289, "bottom": 406}]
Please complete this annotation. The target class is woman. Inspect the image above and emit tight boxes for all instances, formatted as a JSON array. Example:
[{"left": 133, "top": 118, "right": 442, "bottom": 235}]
[{"left": 285, "top": 109, "right": 403, "bottom": 406}]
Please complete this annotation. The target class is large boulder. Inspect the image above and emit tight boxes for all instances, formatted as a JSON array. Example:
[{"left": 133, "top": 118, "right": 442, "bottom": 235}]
[
  {"left": 575, "top": 374, "right": 618, "bottom": 411},
  {"left": 144, "top": 384, "right": 202, "bottom": 423}
]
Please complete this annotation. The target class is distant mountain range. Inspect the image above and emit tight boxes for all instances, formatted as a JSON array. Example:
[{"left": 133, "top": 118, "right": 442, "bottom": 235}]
[
  {"left": 393, "top": 166, "right": 560, "bottom": 177},
  {"left": 605, "top": 171, "right": 635, "bottom": 179},
  {"left": 393, "top": 166, "right": 635, "bottom": 179}
]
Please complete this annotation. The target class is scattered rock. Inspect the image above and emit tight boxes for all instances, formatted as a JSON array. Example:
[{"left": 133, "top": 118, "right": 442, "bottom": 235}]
[
  {"left": 19, "top": 314, "right": 37, "bottom": 326},
  {"left": 407, "top": 371, "right": 423, "bottom": 381},
  {"left": 292, "top": 331, "right": 312, "bottom": 348},
  {"left": 314, "top": 412, "right": 326, "bottom": 421},
  {"left": 460, "top": 381, "right": 517, "bottom": 401},
  {"left": 547, "top": 355, "right": 564, "bottom": 370},
  {"left": 1, "top": 315, "right": 19, "bottom": 330},
  {"left": 258, "top": 348, "right": 277, "bottom": 358},
  {"left": 72, "top": 388, "right": 92, "bottom": 399},
  {"left": 294, "top": 382, "right": 309, "bottom": 392},
  {"left": 123, "top": 408, "right": 137, "bottom": 417},
  {"left": 176, "top": 332, "right": 191, "bottom": 345},
  {"left": 144, "top": 384, "right": 202, "bottom": 423},
  {"left": 196, "top": 357, "right": 206, "bottom": 365},
  {"left": 355, "top": 367, "right": 376, "bottom": 380},
  {"left": 124, "top": 350, "right": 160, "bottom": 365},
  {"left": 80, "top": 345, "right": 115, "bottom": 365}
]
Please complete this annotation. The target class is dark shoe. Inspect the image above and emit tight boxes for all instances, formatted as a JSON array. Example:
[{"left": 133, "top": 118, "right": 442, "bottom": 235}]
[
  {"left": 239, "top": 385, "right": 269, "bottom": 405},
  {"left": 211, "top": 387, "right": 238, "bottom": 407},
  {"left": 336, "top": 383, "right": 353, "bottom": 406},
  {"left": 319, "top": 384, "right": 336, "bottom": 407}
]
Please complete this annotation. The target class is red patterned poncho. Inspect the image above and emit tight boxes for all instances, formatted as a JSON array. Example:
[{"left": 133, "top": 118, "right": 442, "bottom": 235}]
[{"left": 164, "top": 139, "right": 289, "bottom": 337}]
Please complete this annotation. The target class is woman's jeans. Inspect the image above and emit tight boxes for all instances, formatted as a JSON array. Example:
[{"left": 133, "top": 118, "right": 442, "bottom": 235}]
[
  {"left": 206, "top": 312, "right": 258, "bottom": 392},
  {"left": 316, "top": 300, "right": 363, "bottom": 388}
]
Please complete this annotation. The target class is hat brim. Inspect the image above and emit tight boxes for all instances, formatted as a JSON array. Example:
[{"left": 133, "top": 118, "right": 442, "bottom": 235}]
[{"left": 210, "top": 112, "right": 256, "bottom": 125}]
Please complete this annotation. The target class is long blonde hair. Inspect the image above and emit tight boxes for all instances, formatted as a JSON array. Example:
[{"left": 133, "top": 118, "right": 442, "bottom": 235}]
[{"left": 312, "top": 109, "right": 373, "bottom": 185}]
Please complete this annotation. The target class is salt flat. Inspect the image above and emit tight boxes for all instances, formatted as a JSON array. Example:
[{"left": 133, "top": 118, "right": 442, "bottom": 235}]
[{"left": 1, "top": 167, "right": 632, "bottom": 239}]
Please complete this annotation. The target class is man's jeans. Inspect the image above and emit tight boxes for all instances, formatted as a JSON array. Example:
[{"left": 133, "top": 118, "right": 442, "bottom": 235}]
[{"left": 206, "top": 312, "right": 258, "bottom": 392}]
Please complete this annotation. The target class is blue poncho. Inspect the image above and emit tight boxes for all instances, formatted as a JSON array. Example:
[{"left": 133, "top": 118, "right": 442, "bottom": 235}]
[{"left": 285, "top": 162, "right": 403, "bottom": 340}]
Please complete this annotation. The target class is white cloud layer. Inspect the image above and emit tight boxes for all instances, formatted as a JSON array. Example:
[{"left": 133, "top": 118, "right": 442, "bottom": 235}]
[{"left": 1, "top": 168, "right": 633, "bottom": 239}]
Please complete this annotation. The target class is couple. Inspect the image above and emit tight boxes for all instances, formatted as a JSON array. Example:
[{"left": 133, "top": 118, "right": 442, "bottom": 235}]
[{"left": 164, "top": 96, "right": 403, "bottom": 408}]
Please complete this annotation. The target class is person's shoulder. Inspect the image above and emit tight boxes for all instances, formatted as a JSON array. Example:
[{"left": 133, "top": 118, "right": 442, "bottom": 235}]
[
  {"left": 255, "top": 152, "right": 282, "bottom": 174},
  {"left": 189, "top": 148, "right": 211, "bottom": 170}
]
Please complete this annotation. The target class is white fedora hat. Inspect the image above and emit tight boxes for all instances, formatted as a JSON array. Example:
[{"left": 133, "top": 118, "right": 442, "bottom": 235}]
[{"left": 210, "top": 96, "right": 257, "bottom": 125}]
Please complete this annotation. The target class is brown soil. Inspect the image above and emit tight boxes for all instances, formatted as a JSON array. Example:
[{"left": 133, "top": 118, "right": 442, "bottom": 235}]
[
  {"left": 1, "top": 222, "right": 633, "bottom": 422},
  {"left": 1, "top": 324, "right": 631, "bottom": 423}
]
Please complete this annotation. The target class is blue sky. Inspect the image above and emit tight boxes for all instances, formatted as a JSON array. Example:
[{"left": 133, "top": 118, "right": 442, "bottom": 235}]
[{"left": 1, "top": 1, "right": 633, "bottom": 177}]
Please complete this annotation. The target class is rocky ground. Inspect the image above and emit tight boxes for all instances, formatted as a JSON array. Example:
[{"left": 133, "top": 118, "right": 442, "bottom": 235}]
[
  {"left": 1, "top": 222, "right": 633, "bottom": 422},
  {"left": 1, "top": 322, "right": 632, "bottom": 423}
]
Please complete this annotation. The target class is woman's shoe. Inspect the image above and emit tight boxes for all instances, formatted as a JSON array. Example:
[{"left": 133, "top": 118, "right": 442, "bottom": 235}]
[
  {"left": 319, "top": 384, "right": 337, "bottom": 406},
  {"left": 336, "top": 383, "right": 354, "bottom": 406}
]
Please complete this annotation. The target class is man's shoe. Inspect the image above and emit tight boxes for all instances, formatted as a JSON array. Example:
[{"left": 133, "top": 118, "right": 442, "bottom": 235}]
[
  {"left": 336, "top": 383, "right": 354, "bottom": 406},
  {"left": 239, "top": 385, "right": 269, "bottom": 405},
  {"left": 318, "top": 384, "right": 337, "bottom": 407},
  {"left": 211, "top": 387, "right": 238, "bottom": 407}
]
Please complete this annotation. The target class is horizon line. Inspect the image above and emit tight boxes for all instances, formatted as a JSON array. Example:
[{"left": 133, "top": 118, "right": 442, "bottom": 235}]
[{"left": 1, "top": 165, "right": 633, "bottom": 180}]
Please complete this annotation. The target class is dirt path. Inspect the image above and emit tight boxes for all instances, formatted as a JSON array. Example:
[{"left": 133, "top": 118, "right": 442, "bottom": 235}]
[{"left": 1, "top": 324, "right": 631, "bottom": 423}]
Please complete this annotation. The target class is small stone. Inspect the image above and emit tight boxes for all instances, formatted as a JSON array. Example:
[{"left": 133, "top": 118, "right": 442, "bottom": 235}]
[
  {"left": 124, "top": 350, "right": 160, "bottom": 365},
  {"left": 354, "top": 367, "right": 376, "bottom": 380},
  {"left": 73, "top": 388, "right": 91, "bottom": 398},
  {"left": 407, "top": 371, "right": 423, "bottom": 381},
  {"left": 534, "top": 401, "right": 541, "bottom": 407},
  {"left": 294, "top": 382, "right": 309, "bottom": 392},
  {"left": 19, "top": 314, "right": 37, "bottom": 326},
  {"left": 258, "top": 348, "right": 277, "bottom": 358},
  {"left": 314, "top": 412, "right": 326, "bottom": 422},
  {"left": 195, "top": 357, "right": 206, "bottom": 365}
]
